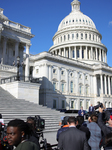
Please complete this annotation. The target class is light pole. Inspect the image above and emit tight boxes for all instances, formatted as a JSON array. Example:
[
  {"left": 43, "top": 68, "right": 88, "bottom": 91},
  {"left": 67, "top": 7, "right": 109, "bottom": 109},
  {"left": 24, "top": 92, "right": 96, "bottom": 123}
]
[{"left": 13, "top": 56, "right": 24, "bottom": 81}]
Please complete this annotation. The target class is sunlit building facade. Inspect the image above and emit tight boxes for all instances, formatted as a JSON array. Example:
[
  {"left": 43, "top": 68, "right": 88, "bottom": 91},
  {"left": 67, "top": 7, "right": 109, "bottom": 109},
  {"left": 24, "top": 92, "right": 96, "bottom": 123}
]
[{"left": 0, "top": 0, "right": 112, "bottom": 110}]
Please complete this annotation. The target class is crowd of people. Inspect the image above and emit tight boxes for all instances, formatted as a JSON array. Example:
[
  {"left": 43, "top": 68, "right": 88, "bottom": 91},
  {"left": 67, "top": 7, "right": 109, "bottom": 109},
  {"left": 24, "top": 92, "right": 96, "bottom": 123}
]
[
  {"left": 0, "top": 104, "right": 112, "bottom": 150},
  {"left": 57, "top": 104, "right": 112, "bottom": 150}
]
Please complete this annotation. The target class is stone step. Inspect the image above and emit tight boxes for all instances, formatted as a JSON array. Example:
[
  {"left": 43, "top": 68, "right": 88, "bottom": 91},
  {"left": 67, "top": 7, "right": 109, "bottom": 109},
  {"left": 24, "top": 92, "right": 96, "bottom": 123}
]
[{"left": 0, "top": 86, "right": 64, "bottom": 133}]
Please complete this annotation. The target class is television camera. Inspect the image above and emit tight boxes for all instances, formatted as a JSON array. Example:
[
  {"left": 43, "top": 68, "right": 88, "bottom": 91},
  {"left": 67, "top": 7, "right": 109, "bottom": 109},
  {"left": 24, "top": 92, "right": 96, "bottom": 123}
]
[{"left": 94, "top": 102, "right": 111, "bottom": 122}]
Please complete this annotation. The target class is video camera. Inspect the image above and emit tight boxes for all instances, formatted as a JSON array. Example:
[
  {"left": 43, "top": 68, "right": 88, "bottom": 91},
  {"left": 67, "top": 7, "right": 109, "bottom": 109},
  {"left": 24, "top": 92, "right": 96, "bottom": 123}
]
[
  {"left": 94, "top": 102, "right": 111, "bottom": 122},
  {"left": 94, "top": 102, "right": 103, "bottom": 110},
  {"left": 34, "top": 115, "right": 45, "bottom": 132}
]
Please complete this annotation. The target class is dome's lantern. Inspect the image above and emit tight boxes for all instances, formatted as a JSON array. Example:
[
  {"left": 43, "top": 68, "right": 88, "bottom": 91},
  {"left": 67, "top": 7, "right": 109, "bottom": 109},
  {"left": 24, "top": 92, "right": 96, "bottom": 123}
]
[{"left": 71, "top": 0, "right": 81, "bottom": 12}]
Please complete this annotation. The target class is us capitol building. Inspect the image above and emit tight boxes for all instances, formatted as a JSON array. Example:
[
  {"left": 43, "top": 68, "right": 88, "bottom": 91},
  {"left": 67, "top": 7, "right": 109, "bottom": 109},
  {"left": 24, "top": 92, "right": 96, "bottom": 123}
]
[{"left": 0, "top": 0, "right": 112, "bottom": 110}]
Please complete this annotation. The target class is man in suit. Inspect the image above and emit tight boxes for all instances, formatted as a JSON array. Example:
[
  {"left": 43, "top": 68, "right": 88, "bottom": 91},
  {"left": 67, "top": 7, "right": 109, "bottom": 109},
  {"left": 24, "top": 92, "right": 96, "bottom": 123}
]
[
  {"left": 89, "top": 104, "right": 94, "bottom": 115},
  {"left": 58, "top": 116, "right": 90, "bottom": 150},
  {"left": 78, "top": 106, "right": 85, "bottom": 117}
]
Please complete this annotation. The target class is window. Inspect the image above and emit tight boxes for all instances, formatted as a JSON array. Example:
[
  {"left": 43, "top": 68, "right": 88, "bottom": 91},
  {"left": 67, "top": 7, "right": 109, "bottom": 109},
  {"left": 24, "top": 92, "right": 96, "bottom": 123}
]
[
  {"left": 85, "top": 86, "right": 88, "bottom": 95},
  {"left": 93, "top": 35, "right": 94, "bottom": 41},
  {"left": 82, "top": 50, "right": 84, "bottom": 58},
  {"left": 13, "top": 50, "right": 15, "bottom": 56},
  {"left": 72, "top": 34, "right": 74, "bottom": 39},
  {"left": 85, "top": 76, "right": 88, "bottom": 80},
  {"left": 81, "top": 33, "right": 83, "bottom": 39},
  {"left": 79, "top": 74, "right": 82, "bottom": 79},
  {"left": 53, "top": 100, "right": 56, "bottom": 109},
  {"left": 80, "top": 100, "right": 82, "bottom": 107},
  {"left": 62, "top": 100, "right": 65, "bottom": 109},
  {"left": 73, "top": 50, "right": 75, "bottom": 58},
  {"left": 53, "top": 82, "right": 56, "bottom": 91},
  {"left": 77, "top": 50, "right": 79, "bottom": 58},
  {"left": 71, "top": 101, "right": 74, "bottom": 109},
  {"left": 85, "top": 34, "right": 87, "bottom": 39},
  {"left": 61, "top": 71, "right": 64, "bottom": 75},
  {"left": 71, "top": 73, "right": 73, "bottom": 77},
  {"left": 53, "top": 69, "right": 56, "bottom": 74},
  {"left": 70, "top": 81, "right": 73, "bottom": 93},
  {"left": 64, "top": 35, "right": 66, "bottom": 41},
  {"left": 89, "top": 34, "right": 91, "bottom": 40},
  {"left": 76, "top": 33, "right": 78, "bottom": 39},
  {"left": 79, "top": 85, "right": 82, "bottom": 94},
  {"left": 61, "top": 37, "right": 62, "bottom": 42},
  {"left": 68, "top": 34, "right": 70, "bottom": 40},
  {"left": 36, "top": 69, "right": 39, "bottom": 74},
  {"left": 61, "top": 83, "right": 64, "bottom": 93}
]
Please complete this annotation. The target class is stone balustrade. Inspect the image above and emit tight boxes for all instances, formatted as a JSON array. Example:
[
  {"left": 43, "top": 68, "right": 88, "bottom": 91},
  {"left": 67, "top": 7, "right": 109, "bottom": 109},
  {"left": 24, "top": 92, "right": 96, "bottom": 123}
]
[
  {"left": 4, "top": 20, "right": 31, "bottom": 33},
  {"left": 0, "top": 64, "right": 16, "bottom": 72}
]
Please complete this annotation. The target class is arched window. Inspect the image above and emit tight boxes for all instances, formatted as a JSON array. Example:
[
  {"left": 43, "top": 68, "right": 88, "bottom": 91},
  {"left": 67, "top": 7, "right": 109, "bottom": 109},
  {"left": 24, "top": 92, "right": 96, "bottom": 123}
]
[
  {"left": 85, "top": 34, "right": 87, "bottom": 40},
  {"left": 76, "top": 33, "right": 78, "bottom": 39}
]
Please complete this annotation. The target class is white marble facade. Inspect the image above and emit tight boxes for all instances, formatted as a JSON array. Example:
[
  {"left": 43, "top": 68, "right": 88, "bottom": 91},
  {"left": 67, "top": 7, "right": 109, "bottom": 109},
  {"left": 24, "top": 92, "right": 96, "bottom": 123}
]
[{"left": 0, "top": 0, "right": 112, "bottom": 110}]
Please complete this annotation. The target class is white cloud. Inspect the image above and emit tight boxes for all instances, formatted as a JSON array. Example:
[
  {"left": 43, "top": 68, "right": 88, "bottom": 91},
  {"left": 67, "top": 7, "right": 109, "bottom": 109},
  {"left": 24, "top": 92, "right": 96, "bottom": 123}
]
[{"left": 109, "top": 21, "right": 112, "bottom": 25}]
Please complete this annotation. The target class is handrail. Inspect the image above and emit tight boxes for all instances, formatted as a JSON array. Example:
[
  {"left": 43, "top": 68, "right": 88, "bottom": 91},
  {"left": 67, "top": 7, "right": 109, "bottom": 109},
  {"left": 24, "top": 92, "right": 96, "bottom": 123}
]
[{"left": 1, "top": 75, "right": 41, "bottom": 84}]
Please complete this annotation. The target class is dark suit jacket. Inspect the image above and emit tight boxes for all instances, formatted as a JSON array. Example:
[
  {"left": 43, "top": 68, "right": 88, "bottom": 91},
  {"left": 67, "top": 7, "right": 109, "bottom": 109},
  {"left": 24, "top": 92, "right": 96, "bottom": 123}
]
[
  {"left": 89, "top": 106, "right": 94, "bottom": 112},
  {"left": 78, "top": 109, "right": 85, "bottom": 116},
  {"left": 76, "top": 125, "right": 90, "bottom": 141},
  {"left": 58, "top": 127, "right": 90, "bottom": 150}
]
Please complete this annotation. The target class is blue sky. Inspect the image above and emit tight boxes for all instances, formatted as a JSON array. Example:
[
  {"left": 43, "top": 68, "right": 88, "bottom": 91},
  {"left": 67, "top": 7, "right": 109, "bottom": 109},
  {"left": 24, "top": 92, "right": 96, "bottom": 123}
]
[{"left": 1, "top": 0, "right": 112, "bottom": 66}]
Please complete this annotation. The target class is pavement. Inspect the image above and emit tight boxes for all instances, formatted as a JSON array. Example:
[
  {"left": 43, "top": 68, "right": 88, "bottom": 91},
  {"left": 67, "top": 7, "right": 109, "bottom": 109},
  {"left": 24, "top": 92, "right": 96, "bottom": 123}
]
[{"left": 43, "top": 131, "right": 57, "bottom": 145}]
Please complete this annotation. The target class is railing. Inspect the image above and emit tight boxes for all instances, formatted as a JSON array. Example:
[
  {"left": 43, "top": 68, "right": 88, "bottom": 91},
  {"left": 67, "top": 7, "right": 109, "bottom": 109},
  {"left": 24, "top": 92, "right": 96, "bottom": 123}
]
[
  {"left": 4, "top": 20, "right": 31, "bottom": 33},
  {"left": 1, "top": 75, "right": 41, "bottom": 84},
  {"left": 0, "top": 64, "right": 16, "bottom": 72}
]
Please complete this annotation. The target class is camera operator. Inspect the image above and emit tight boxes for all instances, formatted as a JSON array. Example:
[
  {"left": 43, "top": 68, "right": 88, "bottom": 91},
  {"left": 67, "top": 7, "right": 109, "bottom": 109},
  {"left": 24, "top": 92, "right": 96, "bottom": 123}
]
[
  {"left": 27, "top": 117, "right": 40, "bottom": 150},
  {"left": 56, "top": 116, "right": 69, "bottom": 141},
  {"left": 98, "top": 106, "right": 112, "bottom": 149}
]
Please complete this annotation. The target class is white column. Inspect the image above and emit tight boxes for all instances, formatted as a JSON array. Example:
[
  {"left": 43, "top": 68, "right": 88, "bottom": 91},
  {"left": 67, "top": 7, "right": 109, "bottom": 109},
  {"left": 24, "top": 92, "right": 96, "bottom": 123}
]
[
  {"left": 64, "top": 47, "right": 66, "bottom": 57},
  {"left": 111, "top": 77, "right": 112, "bottom": 95},
  {"left": 95, "top": 47, "right": 98, "bottom": 61},
  {"left": 69, "top": 47, "right": 71, "bottom": 58},
  {"left": 49, "top": 65, "right": 52, "bottom": 89},
  {"left": 66, "top": 69, "right": 69, "bottom": 93},
  {"left": 3, "top": 37, "right": 7, "bottom": 64},
  {"left": 25, "top": 44, "right": 30, "bottom": 78},
  {"left": 59, "top": 49, "right": 61, "bottom": 56},
  {"left": 75, "top": 46, "right": 77, "bottom": 59},
  {"left": 80, "top": 46, "right": 82, "bottom": 59},
  {"left": 94, "top": 75, "right": 97, "bottom": 97},
  {"left": 15, "top": 41, "right": 19, "bottom": 61},
  {"left": 86, "top": 46, "right": 88, "bottom": 59},
  {"left": 104, "top": 75, "right": 107, "bottom": 95},
  {"left": 108, "top": 76, "right": 111, "bottom": 95},
  {"left": 91, "top": 47, "right": 93, "bottom": 60},
  {"left": 99, "top": 49, "right": 101, "bottom": 61},
  {"left": 100, "top": 74, "right": 103, "bottom": 96},
  {"left": 105, "top": 51, "right": 107, "bottom": 63},
  {"left": 58, "top": 67, "right": 61, "bottom": 91}
]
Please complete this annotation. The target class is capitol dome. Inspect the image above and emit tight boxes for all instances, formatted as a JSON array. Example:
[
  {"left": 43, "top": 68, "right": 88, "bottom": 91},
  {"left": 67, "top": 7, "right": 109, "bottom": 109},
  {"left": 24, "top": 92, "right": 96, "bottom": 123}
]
[
  {"left": 58, "top": 0, "right": 96, "bottom": 31},
  {"left": 49, "top": 0, "right": 107, "bottom": 65}
]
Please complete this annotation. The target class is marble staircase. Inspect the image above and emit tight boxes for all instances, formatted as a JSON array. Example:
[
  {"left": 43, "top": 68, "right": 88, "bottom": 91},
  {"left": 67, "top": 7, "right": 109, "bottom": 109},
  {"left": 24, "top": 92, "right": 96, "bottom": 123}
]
[{"left": 0, "top": 86, "right": 66, "bottom": 133}]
